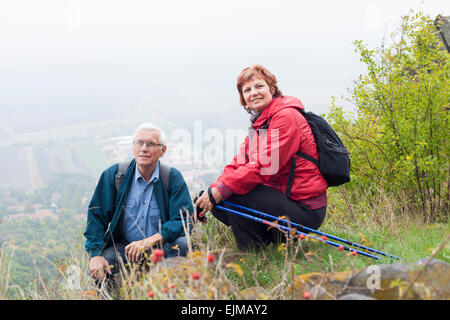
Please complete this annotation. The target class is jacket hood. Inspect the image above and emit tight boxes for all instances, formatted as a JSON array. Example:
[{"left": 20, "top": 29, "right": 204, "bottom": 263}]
[{"left": 252, "top": 96, "right": 304, "bottom": 128}]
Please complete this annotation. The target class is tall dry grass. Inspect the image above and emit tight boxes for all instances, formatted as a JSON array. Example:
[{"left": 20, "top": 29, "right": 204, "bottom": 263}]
[{"left": 1, "top": 189, "right": 448, "bottom": 300}]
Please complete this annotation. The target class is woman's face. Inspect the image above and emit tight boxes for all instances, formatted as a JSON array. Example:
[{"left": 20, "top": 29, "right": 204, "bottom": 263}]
[{"left": 242, "top": 77, "right": 274, "bottom": 113}]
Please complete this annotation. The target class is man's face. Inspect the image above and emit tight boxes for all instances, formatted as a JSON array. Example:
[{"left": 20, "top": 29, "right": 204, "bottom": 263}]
[{"left": 133, "top": 129, "right": 166, "bottom": 169}]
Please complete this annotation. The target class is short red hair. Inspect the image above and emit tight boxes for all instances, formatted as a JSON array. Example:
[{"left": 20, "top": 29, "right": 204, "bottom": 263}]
[{"left": 236, "top": 65, "right": 282, "bottom": 113}]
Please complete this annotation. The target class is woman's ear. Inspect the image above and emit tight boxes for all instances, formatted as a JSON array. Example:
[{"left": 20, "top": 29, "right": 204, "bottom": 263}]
[{"left": 270, "top": 86, "right": 276, "bottom": 96}]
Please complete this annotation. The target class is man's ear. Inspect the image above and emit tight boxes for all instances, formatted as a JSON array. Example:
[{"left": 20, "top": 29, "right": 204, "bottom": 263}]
[{"left": 161, "top": 146, "right": 167, "bottom": 156}]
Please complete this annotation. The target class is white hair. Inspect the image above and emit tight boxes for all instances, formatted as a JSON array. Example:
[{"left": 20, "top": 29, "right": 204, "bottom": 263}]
[{"left": 133, "top": 122, "right": 168, "bottom": 146}]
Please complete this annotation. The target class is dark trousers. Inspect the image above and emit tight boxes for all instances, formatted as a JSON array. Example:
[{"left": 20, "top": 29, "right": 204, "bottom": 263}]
[
  {"left": 211, "top": 185, "right": 326, "bottom": 251},
  {"left": 101, "top": 236, "right": 189, "bottom": 275},
  {"left": 95, "top": 235, "right": 189, "bottom": 297}
]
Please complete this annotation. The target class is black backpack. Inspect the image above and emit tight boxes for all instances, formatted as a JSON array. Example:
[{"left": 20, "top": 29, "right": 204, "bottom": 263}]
[
  {"left": 294, "top": 109, "right": 350, "bottom": 188},
  {"left": 114, "top": 160, "right": 171, "bottom": 193},
  {"left": 260, "top": 108, "right": 350, "bottom": 195}
]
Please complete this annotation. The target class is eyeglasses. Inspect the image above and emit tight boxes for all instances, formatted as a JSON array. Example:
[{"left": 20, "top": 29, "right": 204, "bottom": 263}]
[{"left": 133, "top": 140, "right": 164, "bottom": 148}]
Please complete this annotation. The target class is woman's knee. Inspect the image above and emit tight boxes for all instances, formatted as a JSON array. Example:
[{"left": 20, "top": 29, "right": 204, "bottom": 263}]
[{"left": 211, "top": 207, "right": 230, "bottom": 226}]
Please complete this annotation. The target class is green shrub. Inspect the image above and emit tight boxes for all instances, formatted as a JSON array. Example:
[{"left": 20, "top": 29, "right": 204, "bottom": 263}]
[{"left": 328, "top": 11, "right": 449, "bottom": 222}]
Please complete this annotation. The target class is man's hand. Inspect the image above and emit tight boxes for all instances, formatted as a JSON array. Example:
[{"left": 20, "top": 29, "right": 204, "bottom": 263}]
[
  {"left": 89, "top": 256, "right": 112, "bottom": 280},
  {"left": 125, "top": 234, "right": 164, "bottom": 263}
]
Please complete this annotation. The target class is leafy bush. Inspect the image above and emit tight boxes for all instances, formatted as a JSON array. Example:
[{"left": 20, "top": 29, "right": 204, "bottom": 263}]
[{"left": 328, "top": 11, "right": 449, "bottom": 222}]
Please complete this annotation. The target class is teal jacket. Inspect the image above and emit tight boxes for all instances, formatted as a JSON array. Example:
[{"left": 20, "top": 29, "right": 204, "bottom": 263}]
[{"left": 84, "top": 159, "right": 194, "bottom": 258}]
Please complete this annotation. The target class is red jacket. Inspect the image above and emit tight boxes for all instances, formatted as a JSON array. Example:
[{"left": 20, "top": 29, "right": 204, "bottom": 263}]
[{"left": 211, "top": 96, "right": 328, "bottom": 208}]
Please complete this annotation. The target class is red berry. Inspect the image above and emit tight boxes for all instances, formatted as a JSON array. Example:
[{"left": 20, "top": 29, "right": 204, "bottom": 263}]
[
  {"left": 303, "top": 291, "right": 311, "bottom": 299},
  {"left": 147, "top": 291, "right": 154, "bottom": 298},
  {"left": 299, "top": 234, "right": 305, "bottom": 240},
  {"left": 352, "top": 250, "right": 357, "bottom": 256},
  {"left": 207, "top": 254, "right": 215, "bottom": 263},
  {"left": 338, "top": 246, "right": 344, "bottom": 251},
  {"left": 170, "top": 284, "right": 176, "bottom": 289},
  {"left": 154, "top": 249, "right": 164, "bottom": 258},
  {"left": 162, "top": 288, "right": 168, "bottom": 293},
  {"left": 152, "top": 255, "right": 161, "bottom": 263},
  {"left": 192, "top": 272, "right": 200, "bottom": 280},
  {"left": 152, "top": 249, "right": 165, "bottom": 263},
  {"left": 321, "top": 235, "right": 327, "bottom": 242}
]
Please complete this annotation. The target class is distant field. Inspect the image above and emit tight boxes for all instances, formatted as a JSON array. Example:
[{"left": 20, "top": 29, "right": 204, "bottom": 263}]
[
  {"left": 0, "top": 139, "right": 109, "bottom": 191},
  {"left": 0, "top": 147, "right": 30, "bottom": 190},
  {"left": 71, "top": 139, "right": 109, "bottom": 177}
]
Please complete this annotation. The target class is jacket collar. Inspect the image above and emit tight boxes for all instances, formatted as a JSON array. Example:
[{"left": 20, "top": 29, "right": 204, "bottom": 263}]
[{"left": 251, "top": 96, "right": 305, "bottom": 128}]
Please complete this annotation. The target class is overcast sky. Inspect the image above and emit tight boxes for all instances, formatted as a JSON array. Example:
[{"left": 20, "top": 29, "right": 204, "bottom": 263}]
[{"left": 0, "top": 0, "right": 447, "bottom": 133}]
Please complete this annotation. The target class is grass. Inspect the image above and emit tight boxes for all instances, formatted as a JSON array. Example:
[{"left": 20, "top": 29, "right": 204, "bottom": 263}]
[
  {"left": 195, "top": 212, "right": 449, "bottom": 294},
  {"left": 0, "top": 188, "right": 449, "bottom": 300}
]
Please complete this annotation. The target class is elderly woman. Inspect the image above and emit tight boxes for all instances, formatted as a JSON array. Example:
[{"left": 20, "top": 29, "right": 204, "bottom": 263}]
[{"left": 195, "top": 65, "right": 328, "bottom": 250}]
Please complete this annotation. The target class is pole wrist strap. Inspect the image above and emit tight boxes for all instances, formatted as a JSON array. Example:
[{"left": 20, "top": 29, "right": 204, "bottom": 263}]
[{"left": 207, "top": 187, "right": 217, "bottom": 208}]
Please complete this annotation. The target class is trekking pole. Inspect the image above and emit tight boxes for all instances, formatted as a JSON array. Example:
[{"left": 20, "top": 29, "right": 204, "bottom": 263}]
[
  {"left": 216, "top": 204, "right": 380, "bottom": 260},
  {"left": 222, "top": 201, "right": 402, "bottom": 260}
]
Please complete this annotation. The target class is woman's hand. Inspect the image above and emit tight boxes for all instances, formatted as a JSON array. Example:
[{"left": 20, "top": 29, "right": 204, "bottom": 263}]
[{"left": 194, "top": 187, "right": 223, "bottom": 223}]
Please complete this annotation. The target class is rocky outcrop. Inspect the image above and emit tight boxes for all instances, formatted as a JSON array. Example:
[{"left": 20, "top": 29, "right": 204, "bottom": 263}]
[
  {"left": 435, "top": 15, "right": 450, "bottom": 52},
  {"left": 338, "top": 293, "right": 375, "bottom": 300},
  {"left": 286, "top": 258, "right": 450, "bottom": 300}
]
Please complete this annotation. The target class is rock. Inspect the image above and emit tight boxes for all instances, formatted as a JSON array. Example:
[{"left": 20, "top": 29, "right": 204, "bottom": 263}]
[
  {"left": 309, "top": 285, "right": 331, "bottom": 300},
  {"left": 410, "top": 258, "right": 450, "bottom": 299},
  {"left": 286, "top": 258, "right": 450, "bottom": 300},
  {"left": 239, "top": 286, "right": 269, "bottom": 300},
  {"left": 349, "top": 262, "right": 413, "bottom": 299},
  {"left": 338, "top": 293, "right": 375, "bottom": 300},
  {"left": 157, "top": 256, "right": 188, "bottom": 269},
  {"left": 351, "top": 258, "right": 450, "bottom": 300}
]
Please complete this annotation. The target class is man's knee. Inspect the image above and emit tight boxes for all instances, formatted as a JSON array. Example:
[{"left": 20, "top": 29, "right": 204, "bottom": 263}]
[
  {"left": 100, "top": 240, "right": 128, "bottom": 271},
  {"left": 163, "top": 236, "right": 188, "bottom": 258}
]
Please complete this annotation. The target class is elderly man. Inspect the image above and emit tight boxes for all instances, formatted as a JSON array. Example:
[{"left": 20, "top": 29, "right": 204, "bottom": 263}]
[{"left": 84, "top": 123, "right": 193, "bottom": 280}]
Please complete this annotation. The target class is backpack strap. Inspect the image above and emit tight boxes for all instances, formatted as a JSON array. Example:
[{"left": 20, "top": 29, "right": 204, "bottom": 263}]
[
  {"left": 296, "top": 151, "right": 319, "bottom": 166},
  {"left": 296, "top": 109, "right": 319, "bottom": 166},
  {"left": 286, "top": 152, "right": 319, "bottom": 198},
  {"left": 114, "top": 160, "right": 171, "bottom": 193},
  {"left": 159, "top": 163, "right": 171, "bottom": 194},
  {"left": 115, "top": 160, "right": 131, "bottom": 192},
  {"left": 285, "top": 157, "right": 297, "bottom": 198}
]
